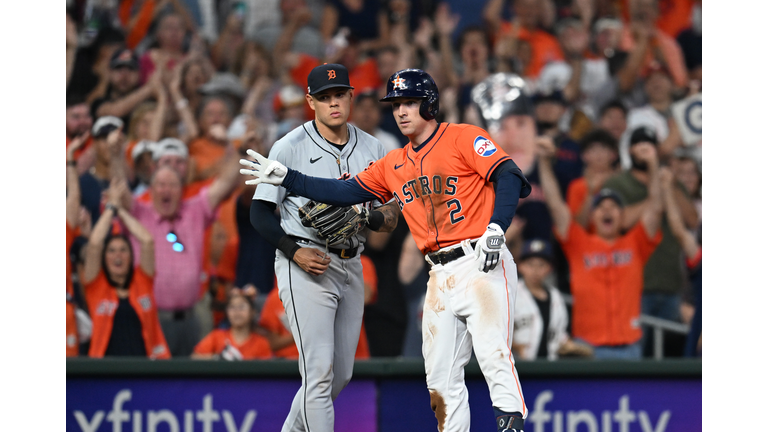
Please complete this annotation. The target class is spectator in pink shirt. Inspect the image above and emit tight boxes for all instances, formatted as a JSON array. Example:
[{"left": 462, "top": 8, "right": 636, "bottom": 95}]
[{"left": 126, "top": 142, "right": 241, "bottom": 356}]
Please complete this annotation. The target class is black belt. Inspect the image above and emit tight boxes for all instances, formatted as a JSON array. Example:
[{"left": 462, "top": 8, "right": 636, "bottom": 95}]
[
  {"left": 427, "top": 241, "right": 477, "bottom": 266},
  {"left": 290, "top": 236, "right": 358, "bottom": 260}
]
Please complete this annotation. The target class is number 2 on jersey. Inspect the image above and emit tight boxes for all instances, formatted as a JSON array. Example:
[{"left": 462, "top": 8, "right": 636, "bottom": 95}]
[{"left": 446, "top": 198, "right": 465, "bottom": 224}]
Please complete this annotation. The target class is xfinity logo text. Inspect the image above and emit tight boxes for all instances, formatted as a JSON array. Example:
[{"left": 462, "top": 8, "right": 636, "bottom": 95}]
[
  {"left": 72, "top": 390, "right": 257, "bottom": 432},
  {"left": 528, "top": 391, "right": 671, "bottom": 432}
]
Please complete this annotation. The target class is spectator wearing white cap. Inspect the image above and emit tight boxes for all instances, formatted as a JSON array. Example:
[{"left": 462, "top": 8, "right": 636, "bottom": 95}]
[
  {"left": 79, "top": 116, "right": 127, "bottom": 223},
  {"left": 130, "top": 140, "right": 157, "bottom": 197}
]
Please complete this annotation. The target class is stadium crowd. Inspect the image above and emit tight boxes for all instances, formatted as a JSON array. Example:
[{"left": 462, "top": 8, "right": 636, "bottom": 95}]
[{"left": 65, "top": 0, "right": 702, "bottom": 361}]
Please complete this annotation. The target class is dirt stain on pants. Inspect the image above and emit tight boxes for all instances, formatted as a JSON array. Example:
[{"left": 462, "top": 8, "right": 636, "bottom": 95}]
[{"left": 429, "top": 390, "right": 446, "bottom": 432}]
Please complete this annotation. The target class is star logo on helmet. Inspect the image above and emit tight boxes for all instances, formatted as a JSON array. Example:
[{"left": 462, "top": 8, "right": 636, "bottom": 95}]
[{"left": 392, "top": 75, "right": 407, "bottom": 90}]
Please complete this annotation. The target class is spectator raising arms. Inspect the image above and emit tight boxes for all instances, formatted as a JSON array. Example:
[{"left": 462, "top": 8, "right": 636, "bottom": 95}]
[
  {"left": 192, "top": 289, "right": 272, "bottom": 360},
  {"left": 82, "top": 179, "right": 170, "bottom": 359},
  {"left": 537, "top": 134, "right": 662, "bottom": 359}
]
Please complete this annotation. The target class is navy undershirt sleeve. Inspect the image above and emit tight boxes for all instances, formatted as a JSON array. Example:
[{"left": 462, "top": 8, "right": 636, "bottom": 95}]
[
  {"left": 489, "top": 160, "right": 530, "bottom": 233},
  {"left": 282, "top": 168, "right": 378, "bottom": 206},
  {"left": 250, "top": 199, "right": 287, "bottom": 246}
]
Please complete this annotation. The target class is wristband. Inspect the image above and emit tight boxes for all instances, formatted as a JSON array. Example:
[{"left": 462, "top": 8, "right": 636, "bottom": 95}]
[
  {"left": 175, "top": 98, "right": 189, "bottom": 110},
  {"left": 105, "top": 203, "right": 118, "bottom": 216},
  {"left": 277, "top": 236, "right": 301, "bottom": 261},
  {"left": 366, "top": 209, "right": 385, "bottom": 231}
]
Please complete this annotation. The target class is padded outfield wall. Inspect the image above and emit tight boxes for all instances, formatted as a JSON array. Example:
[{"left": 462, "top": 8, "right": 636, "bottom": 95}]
[{"left": 67, "top": 358, "right": 701, "bottom": 432}]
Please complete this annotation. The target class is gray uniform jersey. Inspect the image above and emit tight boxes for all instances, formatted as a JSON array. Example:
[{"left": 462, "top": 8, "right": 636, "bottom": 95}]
[
  {"left": 252, "top": 120, "right": 388, "bottom": 432},
  {"left": 253, "top": 120, "right": 387, "bottom": 248}
]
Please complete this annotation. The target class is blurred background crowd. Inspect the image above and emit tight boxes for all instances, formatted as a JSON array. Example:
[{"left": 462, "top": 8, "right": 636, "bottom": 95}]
[{"left": 65, "top": 0, "right": 702, "bottom": 361}]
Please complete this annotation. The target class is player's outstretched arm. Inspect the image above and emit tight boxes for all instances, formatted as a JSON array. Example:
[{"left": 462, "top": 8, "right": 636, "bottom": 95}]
[{"left": 240, "top": 149, "right": 379, "bottom": 206}]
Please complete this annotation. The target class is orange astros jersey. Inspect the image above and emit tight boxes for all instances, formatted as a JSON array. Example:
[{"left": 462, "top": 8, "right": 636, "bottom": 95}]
[{"left": 355, "top": 123, "right": 511, "bottom": 255}]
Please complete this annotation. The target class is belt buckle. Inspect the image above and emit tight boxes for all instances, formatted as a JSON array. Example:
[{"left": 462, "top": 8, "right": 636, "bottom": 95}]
[{"left": 340, "top": 248, "right": 352, "bottom": 259}]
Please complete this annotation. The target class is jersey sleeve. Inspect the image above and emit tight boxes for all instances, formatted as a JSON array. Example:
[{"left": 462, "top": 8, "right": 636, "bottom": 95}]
[
  {"left": 629, "top": 220, "right": 663, "bottom": 262},
  {"left": 455, "top": 125, "right": 512, "bottom": 182},
  {"left": 353, "top": 154, "right": 394, "bottom": 205},
  {"left": 555, "top": 219, "right": 589, "bottom": 256}
]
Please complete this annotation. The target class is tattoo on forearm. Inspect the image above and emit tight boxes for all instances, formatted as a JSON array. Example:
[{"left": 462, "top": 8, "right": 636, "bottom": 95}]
[{"left": 378, "top": 202, "right": 400, "bottom": 232}]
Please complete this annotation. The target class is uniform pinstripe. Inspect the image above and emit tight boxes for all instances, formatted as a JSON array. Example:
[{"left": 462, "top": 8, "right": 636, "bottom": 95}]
[{"left": 253, "top": 120, "right": 387, "bottom": 432}]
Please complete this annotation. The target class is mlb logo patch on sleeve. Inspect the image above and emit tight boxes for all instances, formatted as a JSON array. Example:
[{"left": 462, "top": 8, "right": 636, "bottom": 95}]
[{"left": 473, "top": 136, "right": 497, "bottom": 157}]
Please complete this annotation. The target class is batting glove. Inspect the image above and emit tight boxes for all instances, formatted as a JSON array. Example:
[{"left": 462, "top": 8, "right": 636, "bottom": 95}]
[
  {"left": 474, "top": 223, "right": 505, "bottom": 273},
  {"left": 239, "top": 149, "right": 288, "bottom": 186}
]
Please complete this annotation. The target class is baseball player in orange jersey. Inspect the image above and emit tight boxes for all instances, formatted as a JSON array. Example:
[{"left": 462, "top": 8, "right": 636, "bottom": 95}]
[{"left": 241, "top": 69, "right": 531, "bottom": 432}]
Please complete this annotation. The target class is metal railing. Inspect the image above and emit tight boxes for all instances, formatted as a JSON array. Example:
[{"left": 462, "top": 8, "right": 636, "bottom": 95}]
[{"left": 561, "top": 294, "right": 690, "bottom": 360}]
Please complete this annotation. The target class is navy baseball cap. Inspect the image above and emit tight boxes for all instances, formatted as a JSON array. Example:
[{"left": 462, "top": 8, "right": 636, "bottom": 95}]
[
  {"left": 519, "top": 239, "right": 554, "bottom": 263},
  {"left": 307, "top": 63, "right": 354, "bottom": 95},
  {"left": 629, "top": 126, "right": 658, "bottom": 146},
  {"left": 592, "top": 188, "right": 625, "bottom": 209},
  {"left": 109, "top": 48, "right": 139, "bottom": 70}
]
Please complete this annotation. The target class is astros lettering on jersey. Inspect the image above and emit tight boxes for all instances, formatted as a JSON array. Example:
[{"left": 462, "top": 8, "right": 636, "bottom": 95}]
[{"left": 354, "top": 122, "right": 511, "bottom": 254}]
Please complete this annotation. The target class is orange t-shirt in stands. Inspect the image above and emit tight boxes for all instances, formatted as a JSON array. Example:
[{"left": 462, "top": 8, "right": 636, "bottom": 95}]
[
  {"left": 187, "top": 137, "right": 229, "bottom": 181},
  {"left": 556, "top": 220, "right": 661, "bottom": 346},
  {"left": 85, "top": 267, "right": 171, "bottom": 359},
  {"left": 193, "top": 328, "right": 272, "bottom": 359},
  {"left": 259, "top": 255, "right": 378, "bottom": 359},
  {"left": 497, "top": 23, "right": 565, "bottom": 78},
  {"left": 66, "top": 222, "right": 80, "bottom": 357},
  {"left": 619, "top": 27, "right": 688, "bottom": 87}
]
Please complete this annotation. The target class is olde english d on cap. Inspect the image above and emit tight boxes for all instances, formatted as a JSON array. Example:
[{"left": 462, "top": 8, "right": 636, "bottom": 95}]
[{"left": 307, "top": 63, "right": 354, "bottom": 95}]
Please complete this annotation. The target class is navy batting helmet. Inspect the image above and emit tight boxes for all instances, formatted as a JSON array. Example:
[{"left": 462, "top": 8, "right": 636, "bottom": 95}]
[{"left": 380, "top": 69, "right": 439, "bottom": 120}]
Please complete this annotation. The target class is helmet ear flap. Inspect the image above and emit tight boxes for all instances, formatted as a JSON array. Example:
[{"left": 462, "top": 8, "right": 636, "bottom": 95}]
[{"left": 419, "top": 92, "right": 439, "bottom": 120}]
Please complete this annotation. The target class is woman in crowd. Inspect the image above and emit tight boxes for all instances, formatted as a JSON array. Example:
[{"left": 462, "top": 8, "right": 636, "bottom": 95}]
[
  {"left": 82, "top": 179, "right": 170, "bottom": 359},
  {"left": 191, "top": 289, "right": 273, "bottom": 360}
]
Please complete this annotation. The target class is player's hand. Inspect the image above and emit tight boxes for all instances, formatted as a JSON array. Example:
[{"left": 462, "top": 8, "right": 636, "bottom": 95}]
[
  {"left": 239, "top": 148, "right": 288, "bottom": 186},
  {"left": 474, "top": 223, "right": 505, "bottom": 273},
  {"left": 293, "top": 247, "right": 331, "bottom": 276}
]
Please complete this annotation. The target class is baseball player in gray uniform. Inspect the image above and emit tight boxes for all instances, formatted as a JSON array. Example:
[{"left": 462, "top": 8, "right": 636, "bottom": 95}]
[{"left": 249, "top": 64, "right": 399, "bottom": 432}]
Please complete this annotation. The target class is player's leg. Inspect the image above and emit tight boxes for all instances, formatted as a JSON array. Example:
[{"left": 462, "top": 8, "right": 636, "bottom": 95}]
[
  {"left": 276, "top": 252, "right": 340, "bottom": 432},
  {"left": 422, "top": 264, "right": 474, "bottom": 432},
  {"left": 330, "top": 258, "right": 365, "bottom": 400},
  {"left": 460, "top": 248, "right": 528, "bottom": 424}
]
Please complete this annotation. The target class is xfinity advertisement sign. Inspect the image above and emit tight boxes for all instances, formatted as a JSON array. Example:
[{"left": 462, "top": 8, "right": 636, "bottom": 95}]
[
  {"left": 68, "top": 377, "right": 700, "bottom": 432},
  {"left": 67, "top": 379, "right": 377, "bottom": 432}
]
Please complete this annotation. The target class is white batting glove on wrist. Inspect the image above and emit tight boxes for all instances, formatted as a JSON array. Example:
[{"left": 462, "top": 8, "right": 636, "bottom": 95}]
[
  {"left": 474, "top": 223, "right": 505, "bottom": 273},
  {"left": 239, "top": 149, "right": 288, "bottom": 186}
]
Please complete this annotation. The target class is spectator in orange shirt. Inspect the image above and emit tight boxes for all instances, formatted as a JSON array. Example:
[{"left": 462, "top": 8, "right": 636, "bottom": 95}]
[
  {"left": 259, "top": 255, "right": 378, "bottom": 359},
  {"left": 192, "top": 289, "right": 272, "bottom": 360},
  {"left": 483, "top": 0, "right": 564, "bottom": 79},
  {"left": 617, "top": 0, "right": 688, "bottom": 91},
  {"left": 82, "top": 179, "right": 171, "bottom": 359},
  {"left": 187, "top": 96, "right": 236, "bottom": 182},
  {"left": 537, "top": 134, "right": 663, "bottom": 359},
  {"left": 566, "top": 129, "right": 620, "bottom": 231}
]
